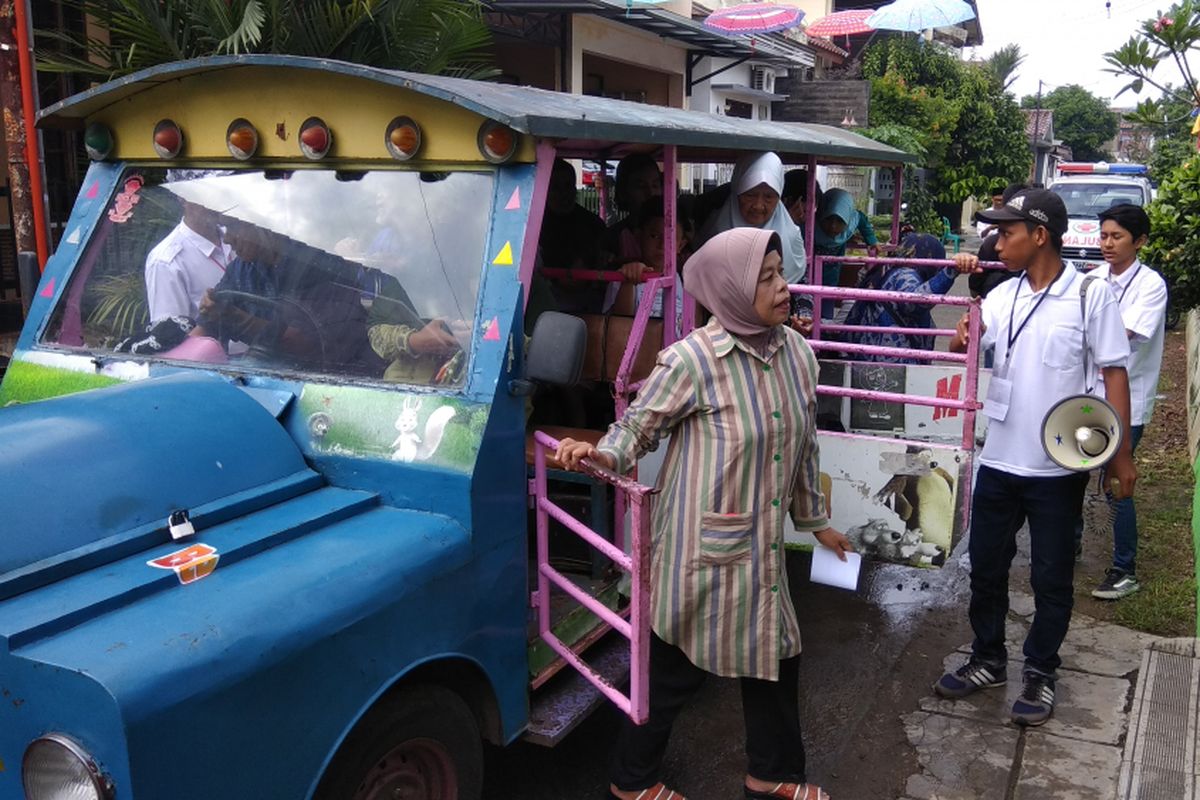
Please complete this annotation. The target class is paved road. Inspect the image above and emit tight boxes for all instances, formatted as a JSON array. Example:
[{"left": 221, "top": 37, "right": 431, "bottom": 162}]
[{"left": 483, "top": 548, "right": 974, "bottom": 800}]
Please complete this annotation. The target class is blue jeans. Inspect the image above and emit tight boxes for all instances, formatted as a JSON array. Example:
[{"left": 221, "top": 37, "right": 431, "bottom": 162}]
[
  {"left": 1111, "top": 425, "right": 1144, "bottom": 573},
  {"left": 968, "top": 466, "right": 1089, "bottom": 676}
]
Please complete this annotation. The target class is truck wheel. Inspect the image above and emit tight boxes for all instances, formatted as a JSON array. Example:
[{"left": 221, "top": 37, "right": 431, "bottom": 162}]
[{"left": 315, "top": 685, "right": 483, "bottom": 800}]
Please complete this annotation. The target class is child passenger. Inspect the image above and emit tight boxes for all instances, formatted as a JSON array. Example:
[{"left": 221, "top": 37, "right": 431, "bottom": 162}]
[
  {"left": 557, "top": 227, "right": 852, "bottom": 800},
  {"left": 606, "top": 195, "right": 688, "bottom": 318}
]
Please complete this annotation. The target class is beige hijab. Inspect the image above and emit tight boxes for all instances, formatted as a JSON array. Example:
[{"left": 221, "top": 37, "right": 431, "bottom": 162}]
[{"left": 684, "top": 227, "right": 780, "bottom": 337}]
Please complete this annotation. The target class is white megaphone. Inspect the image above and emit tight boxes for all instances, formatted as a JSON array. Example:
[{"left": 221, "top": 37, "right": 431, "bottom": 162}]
[{"left": 1041, "top": 394, "right": 1124, "bottom": 471}]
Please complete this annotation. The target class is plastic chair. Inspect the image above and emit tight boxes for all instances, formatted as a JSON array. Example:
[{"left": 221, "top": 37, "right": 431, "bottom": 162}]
[{"left": 941, "top": 217, "right": 961, "bottom": 253}]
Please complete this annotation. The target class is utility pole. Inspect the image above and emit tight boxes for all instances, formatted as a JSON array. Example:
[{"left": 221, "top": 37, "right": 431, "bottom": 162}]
[
  {"left": 1031, "top": 79, "right": 1044, "bottom": 183},
  {"left": 0, "top": 0, "right": 49, "bottom": 274}
]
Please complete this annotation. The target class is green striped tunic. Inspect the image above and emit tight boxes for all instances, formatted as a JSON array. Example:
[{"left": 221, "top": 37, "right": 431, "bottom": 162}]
[{"left": 598, "top": 318, "right": 828, "bottom": 681}]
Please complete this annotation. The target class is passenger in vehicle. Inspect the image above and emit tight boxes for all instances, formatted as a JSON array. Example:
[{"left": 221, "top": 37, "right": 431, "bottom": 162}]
[
  {"left": 537, "top": 158, "right": 608, "bottom": 313},
  {"left": 603, "top": 153, "right": 663, "bottom": 263},
  {"left": 556, "top": 227, "right": 851, "bottom": 800},
  {"left": 695, "top": 151, "right": 807, "bottom": 284},
  {"left": 605, "top": 195, "right": 688, "bottom": 318},
  {"left": 144, "top": 199, "right": 234, "bottom": 322},
  {"left": 841, "top": 233, "right": 975, "bottom": 363},
  {"left": 813, "top": 188, "right": 879, "bottom": 318},
  {"left": 193, "top": 220, "right": 384, "bottom": 375},
  {"left": 781, "top": 168, "right": 823, "bottom": 228}
]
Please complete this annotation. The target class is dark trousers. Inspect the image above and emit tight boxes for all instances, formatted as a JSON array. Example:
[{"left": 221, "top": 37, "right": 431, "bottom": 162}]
[
  {"left": 610, "top": 633, "right": 806, "bottom": 791},
  {"left": 968, "top": 466, "right": 1089, "bottom": 676}
]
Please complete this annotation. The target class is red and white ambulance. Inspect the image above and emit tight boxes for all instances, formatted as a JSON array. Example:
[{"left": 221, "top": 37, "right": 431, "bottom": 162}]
[{"left": 1049, "top": 162, "right": 1154, "bottom": 271}]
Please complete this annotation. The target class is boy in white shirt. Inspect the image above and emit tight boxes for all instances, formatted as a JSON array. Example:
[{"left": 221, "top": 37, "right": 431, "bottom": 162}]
[
  {"left": 1088, "top": 204, "right": 1167, "bottom": 600},
  {"left": 933, "top": 189, "right": 1136, "bottom": 727}
]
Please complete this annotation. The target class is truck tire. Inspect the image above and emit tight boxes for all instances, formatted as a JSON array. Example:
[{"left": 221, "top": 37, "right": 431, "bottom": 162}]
[{"left": 315, "top": 684, "right": 483, "bottom": 800}]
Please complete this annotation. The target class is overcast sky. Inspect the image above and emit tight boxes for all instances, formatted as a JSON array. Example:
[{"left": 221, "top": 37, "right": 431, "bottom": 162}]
[{"left": 968, "top": 0, "right": 1189, "bottom": 107}]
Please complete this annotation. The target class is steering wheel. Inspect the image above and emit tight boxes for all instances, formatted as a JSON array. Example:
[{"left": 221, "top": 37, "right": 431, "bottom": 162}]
[{"left": 208, "top": 289, "right": 329, "bottom": 369}]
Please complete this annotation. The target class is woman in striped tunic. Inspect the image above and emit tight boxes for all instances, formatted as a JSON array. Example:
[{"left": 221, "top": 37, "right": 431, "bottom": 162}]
[{"left": 557, "top": 227, "right": 853, "bottom": 800}]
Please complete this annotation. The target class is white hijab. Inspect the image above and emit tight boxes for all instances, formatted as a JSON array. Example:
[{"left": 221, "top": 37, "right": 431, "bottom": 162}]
[{"left": 697, "top": 152, "right": 807, "bottom": 283}]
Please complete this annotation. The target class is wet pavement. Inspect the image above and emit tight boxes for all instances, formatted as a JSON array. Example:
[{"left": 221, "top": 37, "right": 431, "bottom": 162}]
[
  {"left": 483, "top": 547, "right": 975, "bottom": 799},
  {"left": 484, "top": 519, "right": 1177, "bottom": 800}
]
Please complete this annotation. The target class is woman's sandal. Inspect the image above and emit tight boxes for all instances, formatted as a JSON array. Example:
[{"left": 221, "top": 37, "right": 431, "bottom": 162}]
[
  {"left": 743, "top": 783, "right": 830, "bottom": 800},
  {"left": 607, "top": 783, "right": 688, "bottom": 800}
]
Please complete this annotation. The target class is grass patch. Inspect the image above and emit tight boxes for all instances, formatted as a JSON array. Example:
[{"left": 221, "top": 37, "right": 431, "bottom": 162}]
[
  {"left": 1077, "top": 329, "right": 1195, "bottom": 636},
  {"left": 1111, "top": 452, "right": 1196, "bottom": 636},
  {"left": 0, "top": 359, "right": 122, "bottom": 406}
]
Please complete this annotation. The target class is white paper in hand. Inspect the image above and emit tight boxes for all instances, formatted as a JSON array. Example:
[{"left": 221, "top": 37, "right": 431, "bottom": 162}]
[{"left": 810, "top": 545, "right": 862, "bottom": 591}]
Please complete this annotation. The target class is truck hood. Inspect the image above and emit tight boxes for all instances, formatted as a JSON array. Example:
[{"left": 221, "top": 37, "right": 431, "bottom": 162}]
[{"left": 0, "top": 372, "right": 317, "bottom": 595}]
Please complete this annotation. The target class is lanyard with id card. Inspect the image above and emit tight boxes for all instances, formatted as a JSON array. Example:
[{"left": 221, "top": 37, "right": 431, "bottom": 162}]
[{"left": 983, "top": 267, "right": 1065, "bottom": 422}]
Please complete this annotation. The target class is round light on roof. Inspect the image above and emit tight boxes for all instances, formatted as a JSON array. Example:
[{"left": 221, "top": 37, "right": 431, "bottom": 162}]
[
  {"left": 477, "top": 121, "right": 518, "bottom": 164},
  {"left": 385, "top": 116, "right": 422, "bottom": 161},
  {"left": 83, "top": 122, "right": 114, "bottom": 161},
  {"left": 226, "top": 118, "right": 259, "bottom": 161},
  {"left": 298, "top": 117, "right": 332, "bottom": 160},
  {"left": 152, "top": 119, "right": 183, "bottom": 159},
  {"left": 23, "top": 734, "right": 114, "bottom": 800}
]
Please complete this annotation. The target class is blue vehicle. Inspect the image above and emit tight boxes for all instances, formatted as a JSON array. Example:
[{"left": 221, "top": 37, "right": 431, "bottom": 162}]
[{"left": 0, "top": 56, "right": 914, "bottom": 800}]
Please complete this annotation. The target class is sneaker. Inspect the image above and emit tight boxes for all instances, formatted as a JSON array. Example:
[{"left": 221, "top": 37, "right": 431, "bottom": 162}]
[
  {"left": 1011, "top": 671, "right": 1056, "bottom": 726},
  {"left": 933, "top": 660, "right": 1006, "bottom": 699},
  {"left": 1091, "top": 568, "right": 1141, "bottom": 600}
]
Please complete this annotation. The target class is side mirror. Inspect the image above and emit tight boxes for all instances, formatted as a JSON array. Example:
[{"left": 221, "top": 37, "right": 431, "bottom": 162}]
[{"left": 525, "top": 311, "right": 585, "bottom": 388}]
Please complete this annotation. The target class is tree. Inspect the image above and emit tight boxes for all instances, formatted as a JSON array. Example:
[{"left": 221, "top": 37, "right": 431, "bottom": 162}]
[
  {"left": 1125, "top": 87, "right": 1195, "bottom": 179},
  {"left": 35, "top": 0, "right": 497, "bottom": 79},
  {"left": 1020, "top": 85, "right": 1118, "bottom": 163},
  {"left": 1105, "top": 0, "right": 1200, "bottom": 105},
  {"left": 860, "top": 37, "right": 1030, "bottom": 206},
  {"left": 983, "top": 44, "right": 1025, "bottom": 91},
  {"left": 1142, "top": 154, "right": 1200, "bottom": 314}
]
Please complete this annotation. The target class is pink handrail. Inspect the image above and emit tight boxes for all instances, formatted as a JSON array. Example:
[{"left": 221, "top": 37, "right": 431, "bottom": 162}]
[
  {"left": 531, "top": 431, "right": 655, "bottom": 724},
  {"left": 806, "top": 339, "right": 968, "bottom": 363}
]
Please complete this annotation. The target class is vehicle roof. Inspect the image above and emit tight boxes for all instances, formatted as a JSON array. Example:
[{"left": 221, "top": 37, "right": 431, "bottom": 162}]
[{"left": 37, "top": 55, "right": 914, "bottom": 167}]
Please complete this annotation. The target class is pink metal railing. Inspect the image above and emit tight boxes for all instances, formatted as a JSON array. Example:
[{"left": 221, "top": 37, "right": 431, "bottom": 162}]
[
  {"left": 531, "top": 431, "right": 656, "bottom": 724},
  {"left": 799, "top": 254, "right": 1003, "bottom": 453}
]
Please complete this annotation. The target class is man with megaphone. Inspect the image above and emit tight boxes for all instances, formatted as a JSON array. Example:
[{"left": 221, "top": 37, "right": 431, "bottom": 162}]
[{"left": 931, "top": 188, "right": 1136, "bottom": 728}]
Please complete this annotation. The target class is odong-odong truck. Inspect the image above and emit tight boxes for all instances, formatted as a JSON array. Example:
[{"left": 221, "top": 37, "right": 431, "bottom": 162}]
[{"left": 0, "top": 55, "right": 921, "bottom": 800}]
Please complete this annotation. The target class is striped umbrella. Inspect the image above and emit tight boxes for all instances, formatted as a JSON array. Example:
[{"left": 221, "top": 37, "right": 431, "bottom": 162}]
[
  {"left": 804, "top": 9, "right": 877, "bottom": 38},
  {"left": 703, "top": 2, "right": 806, "bottom": 35}
]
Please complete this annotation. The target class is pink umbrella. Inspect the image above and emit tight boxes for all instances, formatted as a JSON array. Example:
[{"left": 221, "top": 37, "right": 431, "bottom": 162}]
[
  {"left": 703, "top": 2, "right": 806, "bottom": 35},
  {"left": 804, "top": 9, "right": 876, "bottom": 38}
]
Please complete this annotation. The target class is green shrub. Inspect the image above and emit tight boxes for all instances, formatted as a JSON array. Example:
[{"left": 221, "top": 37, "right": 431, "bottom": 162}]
[{"left": 1143, "top": 155, "right": 1200, "bottom": 315}]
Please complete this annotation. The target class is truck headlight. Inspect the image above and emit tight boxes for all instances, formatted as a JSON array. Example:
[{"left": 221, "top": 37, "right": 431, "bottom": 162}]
[{"left": 22, "top": 734, "right": 113, "bottom": 800}]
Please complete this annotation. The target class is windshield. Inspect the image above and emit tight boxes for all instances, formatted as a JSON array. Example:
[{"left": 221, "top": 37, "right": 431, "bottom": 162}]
[
  {"left": 42, "top": 168, "right": 494, "bottom": 388},
  {"left": 1050, "top": 181, "right": 1148, "bottom": 218}
]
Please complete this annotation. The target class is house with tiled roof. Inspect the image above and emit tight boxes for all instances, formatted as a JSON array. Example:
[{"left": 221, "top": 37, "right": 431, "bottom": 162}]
[{"left": 1024, "top": 108, "right": 1072, "bottom": 185}]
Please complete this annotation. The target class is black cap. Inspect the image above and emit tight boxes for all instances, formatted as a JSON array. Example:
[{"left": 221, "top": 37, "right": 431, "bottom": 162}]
[{"left": 976, "top": 188, "right": 1068, "bottom": 236}]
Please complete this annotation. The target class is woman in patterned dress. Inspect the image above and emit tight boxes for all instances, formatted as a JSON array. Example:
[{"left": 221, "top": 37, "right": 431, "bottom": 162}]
[{"left": 557, "top": 227, "right": 852, "bottom": 800}]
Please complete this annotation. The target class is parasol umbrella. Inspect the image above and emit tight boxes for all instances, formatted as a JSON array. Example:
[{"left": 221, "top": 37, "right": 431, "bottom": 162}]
[
  {"left": 703, "top": 2, "right": 806, "bottom": 36},
  {"left": 804, "top": 9, "right": 876, "bottom": 39},
  {"left": 865, "top": 0, "right": 975, "bottom": 32}
]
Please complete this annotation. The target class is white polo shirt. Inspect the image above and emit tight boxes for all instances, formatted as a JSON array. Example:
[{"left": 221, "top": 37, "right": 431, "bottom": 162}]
[
  {"left": 1091, "top": 260, "right": 1168, "bottom": 426},
  {"left": 979, "top": 264, "right": 1130, "bottom": 477},
  {"left": 144, "top": 221, "right": 233, "bottom": 321}
]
